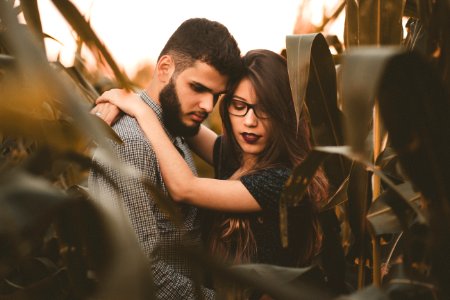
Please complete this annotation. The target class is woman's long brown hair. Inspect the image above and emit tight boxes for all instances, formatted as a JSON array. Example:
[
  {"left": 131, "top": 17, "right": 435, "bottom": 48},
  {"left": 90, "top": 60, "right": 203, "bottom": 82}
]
[{"left": 208, "top": 49, "right": 329, "bottom": 266}]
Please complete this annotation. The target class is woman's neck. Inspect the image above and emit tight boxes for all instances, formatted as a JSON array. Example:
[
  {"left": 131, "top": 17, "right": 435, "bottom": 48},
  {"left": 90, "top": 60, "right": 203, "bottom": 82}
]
[{"left": 230, "top": 155, "right": 257, "bottom": 179}]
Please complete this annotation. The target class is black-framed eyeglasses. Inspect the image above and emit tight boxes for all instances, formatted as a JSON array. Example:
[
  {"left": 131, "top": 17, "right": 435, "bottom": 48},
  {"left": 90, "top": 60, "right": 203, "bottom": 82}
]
[{"left": 227, "top": 98, "right": 269, "bottom": 119}]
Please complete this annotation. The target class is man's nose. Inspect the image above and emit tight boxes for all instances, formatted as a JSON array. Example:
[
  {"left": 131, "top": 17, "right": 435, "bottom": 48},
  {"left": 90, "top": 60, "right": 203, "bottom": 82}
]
[{"left": 198, "top": 94, "right": 214, "bottom": 113}]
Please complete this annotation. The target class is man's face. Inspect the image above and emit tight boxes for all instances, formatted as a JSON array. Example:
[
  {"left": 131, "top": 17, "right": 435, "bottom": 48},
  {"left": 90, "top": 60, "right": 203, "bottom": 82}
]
[{"left": 159, "top": 61, "right": 228, "bottom": 137}]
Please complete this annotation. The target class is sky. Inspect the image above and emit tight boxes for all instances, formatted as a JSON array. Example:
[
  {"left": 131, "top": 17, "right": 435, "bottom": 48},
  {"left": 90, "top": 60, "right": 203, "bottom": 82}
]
[{"left": 38, "top": 0, "right": 306, "bottom": 76}]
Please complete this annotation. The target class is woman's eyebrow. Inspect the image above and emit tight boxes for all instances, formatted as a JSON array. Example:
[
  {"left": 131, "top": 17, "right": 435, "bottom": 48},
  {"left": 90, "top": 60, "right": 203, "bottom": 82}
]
[{"left": 232, "top": 95, "right": 248, "bottom": 101}]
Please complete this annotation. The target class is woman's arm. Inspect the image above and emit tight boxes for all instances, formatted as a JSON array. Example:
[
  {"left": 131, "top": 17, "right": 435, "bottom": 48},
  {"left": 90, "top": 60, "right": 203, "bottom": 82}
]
[
  {"left": 96, "top": 89, "right": 261, "bottom": 213},
  {"left": 134, "top": 108, "right": 260, "bottom": 212},
  {"left": 92, "top": 89, "right": 217, "bottom": 165},
  {"left": 91, "top": 102, "right": 121, "bottom": 126}
]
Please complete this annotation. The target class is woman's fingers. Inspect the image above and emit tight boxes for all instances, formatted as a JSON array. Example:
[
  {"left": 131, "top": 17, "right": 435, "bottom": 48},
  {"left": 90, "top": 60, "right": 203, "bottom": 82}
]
[
  {"left": 91, "top": 89, "right": 141, "bottom": 125},
  {"left": 91, "top": 102, "right": 121, "bottom": 126},
  {"left": 102, "top": 103, "right": 121, "bottom": 125},
  {"left": 96, "top": 89, "right": 126, "bottom": 105}
]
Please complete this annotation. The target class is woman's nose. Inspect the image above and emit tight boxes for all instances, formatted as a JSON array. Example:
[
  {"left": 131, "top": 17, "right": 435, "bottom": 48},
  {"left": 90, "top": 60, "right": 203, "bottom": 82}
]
[{"left": 243, "top": 108, "right": 258, "bottom": 127}]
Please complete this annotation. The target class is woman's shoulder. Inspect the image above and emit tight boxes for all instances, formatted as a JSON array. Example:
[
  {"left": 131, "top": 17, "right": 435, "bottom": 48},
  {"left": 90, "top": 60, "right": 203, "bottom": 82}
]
[
  {"left": 240, "top": 166, "right": 292, "bottom": 209},
  {"left": 242, "top": 166, "right": 292, "bottom": 186},
  {"left": 250, "top": 166, "right": 291, "bottom": 181}
]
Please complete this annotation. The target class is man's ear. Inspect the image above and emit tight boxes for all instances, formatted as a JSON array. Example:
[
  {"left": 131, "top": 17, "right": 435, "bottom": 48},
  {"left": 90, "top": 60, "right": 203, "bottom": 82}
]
[{"left": 156, "top": 55, "right": 175, "bottom": 83}]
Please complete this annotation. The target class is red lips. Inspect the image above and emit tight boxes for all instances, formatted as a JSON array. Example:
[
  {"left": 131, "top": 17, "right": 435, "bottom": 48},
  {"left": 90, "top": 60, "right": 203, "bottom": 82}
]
[{"left": 241, "top": 132, "right": 261, "bottom": 144}]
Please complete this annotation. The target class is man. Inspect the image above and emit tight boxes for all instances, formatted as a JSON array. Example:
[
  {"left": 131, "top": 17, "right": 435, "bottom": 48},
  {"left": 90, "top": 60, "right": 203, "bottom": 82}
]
[{"left": 89, "top": 18, "right": 242, "bottom": 299}]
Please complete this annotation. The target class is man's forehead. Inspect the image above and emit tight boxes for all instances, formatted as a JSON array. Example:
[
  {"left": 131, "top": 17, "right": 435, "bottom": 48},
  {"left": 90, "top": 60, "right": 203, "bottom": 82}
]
[{"left": 180, "top": 62, "right": 228, "bottom": 91}]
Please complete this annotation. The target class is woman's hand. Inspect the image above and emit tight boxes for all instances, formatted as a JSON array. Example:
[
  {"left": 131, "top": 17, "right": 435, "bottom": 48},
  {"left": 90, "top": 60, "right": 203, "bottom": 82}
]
[
  {"left": 90, "top": 102, "right": 121, "bottom": 126},
  {"left": 91, "top": 89, "right": 146, "bottom": 124}
]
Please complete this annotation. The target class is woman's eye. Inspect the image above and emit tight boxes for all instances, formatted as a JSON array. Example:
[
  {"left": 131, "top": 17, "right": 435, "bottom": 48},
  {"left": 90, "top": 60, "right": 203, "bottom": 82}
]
[{"left": 232, "top": 102, "right": 246, "bottom": 110}]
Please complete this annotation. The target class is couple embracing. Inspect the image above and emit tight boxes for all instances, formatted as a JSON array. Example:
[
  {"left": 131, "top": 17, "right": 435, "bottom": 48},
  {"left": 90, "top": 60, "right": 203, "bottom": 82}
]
[{"left": 89, "top": 18, "right": 328, "bottom": 299}]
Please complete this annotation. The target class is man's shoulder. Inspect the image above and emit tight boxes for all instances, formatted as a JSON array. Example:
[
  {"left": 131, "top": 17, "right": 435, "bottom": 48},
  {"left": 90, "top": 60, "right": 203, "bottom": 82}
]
[
  {"left": 89, "top": 115, "right": 159, "bottom": 180},
  {"left": 112, "top": 115, "right": 150, "bottom": 145}
]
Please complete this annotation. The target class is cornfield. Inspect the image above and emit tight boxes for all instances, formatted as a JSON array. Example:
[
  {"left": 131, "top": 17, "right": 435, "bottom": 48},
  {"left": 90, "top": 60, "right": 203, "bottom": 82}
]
[{"left": 0, "top": 0, "right": 449, "bottom": 299}]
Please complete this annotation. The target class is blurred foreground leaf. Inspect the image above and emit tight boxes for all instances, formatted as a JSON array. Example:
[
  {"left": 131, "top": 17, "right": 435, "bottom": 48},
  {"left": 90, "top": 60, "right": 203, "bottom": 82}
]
[
  {"left": 50, "top": 0, "right": 132, "bottom": 90},
  {"left": 340, "top": 46, "right": 403, "bottom": 156},
  {"left": 178, "top": 245, "right": 332, "bottom": 300}
]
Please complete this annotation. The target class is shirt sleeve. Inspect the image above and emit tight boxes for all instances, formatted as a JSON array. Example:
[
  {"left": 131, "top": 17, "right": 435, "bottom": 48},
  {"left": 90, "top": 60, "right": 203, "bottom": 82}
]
[
  {"left": 88, "top": 138, "right": 214, "bottom": 299},
  {"left": 152, "top": 259, "right": 215, "bottom": 299},
  {"left": 240, "top": 167, "right": 291, "bottom": 211},
  {"left": 89, "top": 137, "right": 160, "bottom": 257}
]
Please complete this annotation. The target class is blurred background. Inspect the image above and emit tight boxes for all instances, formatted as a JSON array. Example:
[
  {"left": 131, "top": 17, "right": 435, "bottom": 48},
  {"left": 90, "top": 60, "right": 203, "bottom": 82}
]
[
  {"left": 35, "top": 0, "right": 347, "bottom": 177},
  {"left": 38, "top": 0, "right": 345, "bottom": 79},
  {"left": 2, "top": 0, "right": 449, "bottom": 298}
]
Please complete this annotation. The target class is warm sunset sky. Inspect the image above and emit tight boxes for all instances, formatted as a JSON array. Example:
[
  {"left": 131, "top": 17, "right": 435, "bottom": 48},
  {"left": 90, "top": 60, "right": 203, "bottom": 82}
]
[{"left": 37, "top": 0, "right": 342, "bottom": 76}]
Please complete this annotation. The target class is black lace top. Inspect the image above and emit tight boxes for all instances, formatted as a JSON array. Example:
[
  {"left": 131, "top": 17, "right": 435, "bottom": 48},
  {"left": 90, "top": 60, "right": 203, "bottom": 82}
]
[{"left": 211, "top": 136, "right": 299, "bottom": 266}]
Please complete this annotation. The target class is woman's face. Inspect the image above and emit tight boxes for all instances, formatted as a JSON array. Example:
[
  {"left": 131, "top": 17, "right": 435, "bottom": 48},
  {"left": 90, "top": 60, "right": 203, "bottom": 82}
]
[{"left": 228, "top": 78, "right": 271, "bottom": 161}]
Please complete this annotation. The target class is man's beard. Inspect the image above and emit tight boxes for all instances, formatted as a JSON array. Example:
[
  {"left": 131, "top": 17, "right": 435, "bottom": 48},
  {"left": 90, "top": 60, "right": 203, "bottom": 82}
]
[{"left": 159, "top": 79, "right": 201, "bottom": 137}]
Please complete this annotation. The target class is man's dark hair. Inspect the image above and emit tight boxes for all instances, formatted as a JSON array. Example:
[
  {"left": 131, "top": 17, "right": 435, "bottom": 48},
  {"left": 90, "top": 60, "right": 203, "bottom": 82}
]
[{"left": 159, "top": 18, "right": 243, "bottom": 82}]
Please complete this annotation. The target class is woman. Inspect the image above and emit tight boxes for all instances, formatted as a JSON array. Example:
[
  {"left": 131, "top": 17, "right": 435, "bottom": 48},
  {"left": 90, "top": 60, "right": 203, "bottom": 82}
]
[{"left": 95, "top": 49, "right": 329, "bottom": 268}]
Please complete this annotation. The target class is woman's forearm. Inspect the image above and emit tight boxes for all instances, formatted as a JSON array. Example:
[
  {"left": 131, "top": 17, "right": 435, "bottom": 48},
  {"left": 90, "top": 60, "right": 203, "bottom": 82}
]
[
  {"left": 135, "top": 110, "right": 195, "bottom": 201},
  {"left": 132, "top": 106, "right": 261, "bottom": 213}
]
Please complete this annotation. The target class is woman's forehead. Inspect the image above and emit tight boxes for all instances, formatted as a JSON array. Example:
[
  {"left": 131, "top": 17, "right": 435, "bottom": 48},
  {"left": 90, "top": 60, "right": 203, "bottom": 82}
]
[{"left": 233, "top": 78, "right": 257, "bottom": 103}]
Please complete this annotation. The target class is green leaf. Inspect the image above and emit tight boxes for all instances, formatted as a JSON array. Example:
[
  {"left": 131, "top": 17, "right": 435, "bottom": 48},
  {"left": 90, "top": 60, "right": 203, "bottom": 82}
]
[
  {"left": 230, "top": 264, "right": 331, "bottom": 297},
  {"left": 0, "top": 170, "right": 69, "bottom": 276},
  {"left": 20, "top": 0, "right": 45, "bottom": 53},
  {"left": 286, "top": 33, "right": 329, "bottom": 130},
  {"left": 230, "top": 264, "right": 317, "bottom": 284},
  {"left": 320, "top": 174, "right": 350, "bottom": 211},
  {"left": 376, "top": 50, "right": 450, "bottom": 292},
  {"left": 0, "top": 3, "right": 122, "bottom": 163},
  {"left": 55, "top": 63, "right": 100, "bottom": 104},
  {"left": 303, "top": 33, "right": 343, "bottom": 147},
  {"left": 0, "top": 3, "right": 48, "bottom": 73},
  {"left": 384, "top": 263, "right": 438, "bottom": 299},
  {"left": 0, "top": 108, "right": 84, "bottom": 152},
  {"left": 345, "top": 0, "right": 405, "bottom": 47},
  {"left": 279, "top": 150, "right": 329, "bottom": 247},
  {"left": 89, "top": 115, "right": 123, "bottom": 144},
  {"left": 340, "top": 46, "right": 404, "bottom": 156},
  {"left": 377, "top": 50, "right": 450, "bottom": 210},
  {"left": 346, "top": 161, "right": 371, "bottom": 272},
  {"left": 315, "top": 146, "right": 428, "bottom": 224},
  {"left": 318, "top": 209, "right": 348, "bottom": 294},
  {"left": 379, "top": 0, "right": 406, "bottom": 45},
  {"left": 50, "top": 0, "right": 132, "bottom": 91},
  {"left": 344, "top": 0, "right": 359, "bottom": 47},
  {"left": 298, "top": 32, "right": 350, "bottom": 189},
  {"left": 178, "top": 245, "right": 332, "bottom": 300},
  {"left": 337, "top": 285, "right": 389, "bottom": 299},
  {"left": 367, "top": 182, "right": 422, "bottom": 235},
  {"left": 375, "top": 146, "right": 405, "bottom": 185},
  {"left": 0, "top": 53, "right": 15, "bottom": 68}
]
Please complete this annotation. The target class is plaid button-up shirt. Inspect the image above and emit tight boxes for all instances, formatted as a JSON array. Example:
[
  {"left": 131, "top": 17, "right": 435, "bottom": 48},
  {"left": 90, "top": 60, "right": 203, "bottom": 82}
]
[{"left": 88, "top": 91, "right": 214, "bottom": 299}]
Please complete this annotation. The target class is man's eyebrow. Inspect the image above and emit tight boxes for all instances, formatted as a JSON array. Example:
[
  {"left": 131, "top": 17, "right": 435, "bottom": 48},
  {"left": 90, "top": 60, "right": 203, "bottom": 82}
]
[
  {"left": 191, "top": 81, "right": 226, "bottom": 95},
  {"left": 191, "top": 81, "right": 212, "bottom": 92}
]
